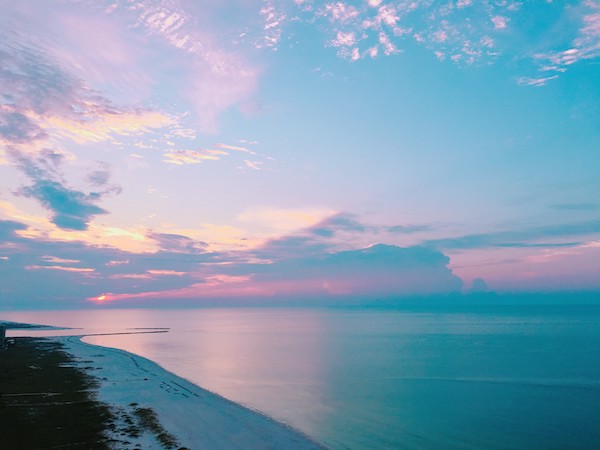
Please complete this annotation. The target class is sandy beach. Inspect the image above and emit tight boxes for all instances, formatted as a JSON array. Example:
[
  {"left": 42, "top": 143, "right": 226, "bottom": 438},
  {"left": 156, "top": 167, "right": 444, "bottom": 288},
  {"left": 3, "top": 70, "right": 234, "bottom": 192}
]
[{"left": 57, "top": 336, "right": 324, "bottom": 449}]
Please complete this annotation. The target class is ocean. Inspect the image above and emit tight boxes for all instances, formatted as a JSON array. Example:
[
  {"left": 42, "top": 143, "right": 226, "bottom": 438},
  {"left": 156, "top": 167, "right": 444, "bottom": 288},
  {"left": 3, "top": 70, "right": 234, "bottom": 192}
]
[{"left": 4, "top": 305, "right": 600, "bottom": 449}]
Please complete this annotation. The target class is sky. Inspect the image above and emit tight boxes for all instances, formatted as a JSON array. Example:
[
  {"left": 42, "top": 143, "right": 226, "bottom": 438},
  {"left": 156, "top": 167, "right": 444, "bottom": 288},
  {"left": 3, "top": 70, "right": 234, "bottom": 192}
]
[{"left": 1, "top": 0, "right": 599, "bottom": 309}]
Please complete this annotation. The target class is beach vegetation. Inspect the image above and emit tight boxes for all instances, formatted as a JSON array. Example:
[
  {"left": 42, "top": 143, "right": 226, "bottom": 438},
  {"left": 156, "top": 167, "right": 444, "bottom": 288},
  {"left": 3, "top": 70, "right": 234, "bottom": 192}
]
[
  {"left": 0, "top": 338, "right": 114, "bottom": 449},
  {"left": 133, "top": 406, "right": 180, "bottom": 449}
]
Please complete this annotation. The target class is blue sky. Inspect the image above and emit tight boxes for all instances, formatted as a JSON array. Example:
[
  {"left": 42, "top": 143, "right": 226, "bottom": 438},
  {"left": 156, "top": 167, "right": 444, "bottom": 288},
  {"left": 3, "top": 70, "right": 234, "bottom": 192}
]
[{"left": 0, "top": 0, "right": 599, "bottom": 308}]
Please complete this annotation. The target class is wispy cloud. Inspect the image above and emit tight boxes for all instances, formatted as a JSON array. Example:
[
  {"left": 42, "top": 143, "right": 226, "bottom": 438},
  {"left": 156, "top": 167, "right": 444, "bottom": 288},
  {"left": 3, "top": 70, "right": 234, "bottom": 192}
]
[
  {"left": 216, "top": 143, "right": 253, "bottom": 153},
  {"left": 424, "top": 220, "right": 600, "bottom": 250},
  {"left": 242, "top": 212, "right": 435, "bottom": 262},
  {"left": 147, "top": 269, "right": 186, "bottom": 276},
  {"left": 35, "top": 110, "right": 174, "bottom": 145},
  {"left": 309, "top": 213, "right": 433, "bottom": 240},
  {"left": 162, "top": 141, "right": 266, "bottom": 167},
  {"left": 243, "top": 160, "right": 263, "bottom": 170},
  {"left": 550, "top": 202, "right": 599, "bottom": 211},
  {"left": 237, "top": 207, "right": 336, "bottom": 236},
  {"left": 148, "top": 232, "right": 208, "bottom": 254},
  {"left": 524, "top": 1, "right": 600, "bottom": 82},
  {"left": 25, "top": 264, "right": 95, "bottom": 273},
  {"left": 42, "top": 256, "right": 80, "bottom": 264},
  {"left": 516, "top": 75, "right": 559, "bottom": 87},
  {"left": 0, "top": 107, "right": 47, "bottom": 145},
  {"left": 163, "top": 148, "right": 227, "bottom": 165},
  {"left": 257, "top": 1, "right": 287, "bottom": 49}
]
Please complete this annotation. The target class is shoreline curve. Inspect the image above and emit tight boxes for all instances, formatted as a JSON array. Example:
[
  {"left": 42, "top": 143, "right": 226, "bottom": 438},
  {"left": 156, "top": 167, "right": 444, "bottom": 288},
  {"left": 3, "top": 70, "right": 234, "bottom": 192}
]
[{"left": 57, "top": 335, "right": 325, "bottom": 450}]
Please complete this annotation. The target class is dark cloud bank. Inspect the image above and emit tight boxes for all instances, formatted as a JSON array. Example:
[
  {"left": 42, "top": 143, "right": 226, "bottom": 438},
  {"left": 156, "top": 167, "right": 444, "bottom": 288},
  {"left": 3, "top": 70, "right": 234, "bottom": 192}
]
[
  {"left": 0, "top": 216, "right": 468, "bottom": 309},
  {"left": 2, "top": 217, "right": 598, "bottom": 310}
]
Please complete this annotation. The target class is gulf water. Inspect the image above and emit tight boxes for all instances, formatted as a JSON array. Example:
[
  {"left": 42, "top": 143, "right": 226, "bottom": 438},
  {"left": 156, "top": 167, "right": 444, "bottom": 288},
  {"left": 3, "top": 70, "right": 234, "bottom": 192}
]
[{"left": 4, "top": 306, "right": 600, "bottom": 449}]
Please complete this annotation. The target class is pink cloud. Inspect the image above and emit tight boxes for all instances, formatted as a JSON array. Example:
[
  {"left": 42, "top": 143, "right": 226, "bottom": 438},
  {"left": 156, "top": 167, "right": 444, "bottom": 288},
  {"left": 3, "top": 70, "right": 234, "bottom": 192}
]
[
  {"left": 321, "top": 2, "right": 360, "bottom": 23},
  {"left": 258, "top": 1, "right": 286, "bottom": 49},
  {"left": 282, "top": 0, "right": 519, "bottom": 62},
  {"left": 41, "top": 256, "right": 80, "bottom": 264},
  {"left": 86, "top": 244, "right": 463, "bottom": 304},
  {"left": 379, "top": 32, "right": 399, "bottom": 55},
  {"left": 163, "top": 149, "right": 224, "bottom": 165},
  {"left": 187, "top": 60, "right": 258, "bottom": 133},
  {"left": 432, "top": 30, "right": 448, "bottom": 43},
  {"left": 332, "top": 31, "right": 357, "bottom": 47},
  {"left": 491, "top": 15, "right": 508, "bottom": 30},
  {"left": 216, "top": 143, "right": 251, "bottom": 152},
  {"left": 244, "top": 160, "right": 263, "bottom": 170},
  {"left": 26, "top": 265, "right": 95, "bottom": 273},
  {"left": 456, "top": 0, "right": 473, "bottom": 8},
  {"left": 147, "top": 270, "right": 186, "bottom": 276},
  {"left": 452, "top": 241, "right": 600, "bottom": 292},
  {"left": 80, "top": 0, "right": 261, "bottom": 132},
  {"left": 49, "top": 10, "right": 154, "bottom": 102},
  {"left": 110, "top": 273, "right": 153, "bottom": 280},
  {"left": 375, "top": 4, "right": 400, "bottom": 29}
]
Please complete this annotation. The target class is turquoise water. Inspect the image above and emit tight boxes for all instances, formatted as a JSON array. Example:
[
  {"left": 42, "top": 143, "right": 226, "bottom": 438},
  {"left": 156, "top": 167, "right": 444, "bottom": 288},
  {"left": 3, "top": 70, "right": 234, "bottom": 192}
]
[{"left": 4, "top": 306, "right": 600, "bottom": 449}]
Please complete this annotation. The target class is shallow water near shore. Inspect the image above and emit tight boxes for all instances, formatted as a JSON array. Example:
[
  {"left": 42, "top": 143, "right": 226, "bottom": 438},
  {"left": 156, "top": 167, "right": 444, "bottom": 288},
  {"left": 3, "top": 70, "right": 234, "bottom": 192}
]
[{"left": 5, "top": 305, "right": 600, "bottom": 449}]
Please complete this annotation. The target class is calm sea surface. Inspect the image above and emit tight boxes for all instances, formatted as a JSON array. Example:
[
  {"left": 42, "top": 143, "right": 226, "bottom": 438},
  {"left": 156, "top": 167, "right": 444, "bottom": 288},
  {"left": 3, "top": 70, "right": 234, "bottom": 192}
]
[{"left": 4, "top": 306, "right": 600, "bottom": 449}]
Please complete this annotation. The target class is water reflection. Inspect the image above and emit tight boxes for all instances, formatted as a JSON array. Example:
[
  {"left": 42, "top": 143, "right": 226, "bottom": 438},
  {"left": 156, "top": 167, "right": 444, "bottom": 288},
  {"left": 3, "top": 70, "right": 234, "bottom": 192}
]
[
  {"left": 3, "top": 306, "right": 600, "bottom": 449},
  {"left": 83, "top": 309, "right": 329, "bottom": 437}
]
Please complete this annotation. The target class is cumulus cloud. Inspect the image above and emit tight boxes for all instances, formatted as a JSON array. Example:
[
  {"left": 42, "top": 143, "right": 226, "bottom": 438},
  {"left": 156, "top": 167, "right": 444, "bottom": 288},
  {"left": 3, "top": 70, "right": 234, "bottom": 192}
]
[
  {"left": 98, "top": 243, "right": 464, "bottom": 303},
  {"left": 241, "top": 243, "right": 464, "bottom": 297},
  {"left": 470, "top": 278, "right": 490, "bottom": 293},
  {"left": 0, "top": 213, "right": 466, "bottom": 307}
]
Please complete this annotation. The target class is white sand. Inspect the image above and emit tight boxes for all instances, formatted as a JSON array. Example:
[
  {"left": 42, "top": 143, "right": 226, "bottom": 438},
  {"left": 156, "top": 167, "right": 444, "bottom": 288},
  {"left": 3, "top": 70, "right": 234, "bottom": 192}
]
[{"left": 56, "top": 336, "right": 324, "bottom": 450}]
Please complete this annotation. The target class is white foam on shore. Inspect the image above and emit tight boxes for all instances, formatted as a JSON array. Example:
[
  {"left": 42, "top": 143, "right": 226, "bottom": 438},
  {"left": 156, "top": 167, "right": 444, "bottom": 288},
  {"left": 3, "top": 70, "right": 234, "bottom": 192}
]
[{"left": 56, "top": 336, "right": 324, "bottom": 450}]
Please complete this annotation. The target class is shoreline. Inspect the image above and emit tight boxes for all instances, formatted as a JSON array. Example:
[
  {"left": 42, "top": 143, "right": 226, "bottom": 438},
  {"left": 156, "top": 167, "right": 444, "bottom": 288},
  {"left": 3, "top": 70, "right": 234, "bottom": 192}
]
[{"left": 57, "top": 335, "right": 324, "bottom": 449}]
